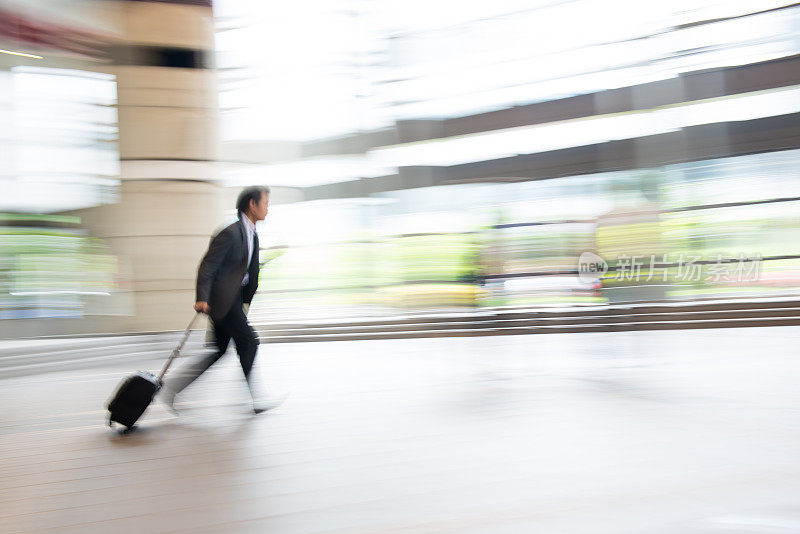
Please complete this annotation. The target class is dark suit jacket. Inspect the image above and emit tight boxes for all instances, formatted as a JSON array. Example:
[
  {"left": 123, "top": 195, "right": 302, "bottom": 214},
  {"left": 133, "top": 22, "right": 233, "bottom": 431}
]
[{"left": 196, "top": 219, "right": 260, "bottom": 321}]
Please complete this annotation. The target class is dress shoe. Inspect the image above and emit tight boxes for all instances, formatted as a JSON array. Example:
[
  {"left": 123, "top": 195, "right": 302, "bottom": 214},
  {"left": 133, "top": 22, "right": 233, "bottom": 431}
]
[
  {"left": 252, "top": 394, "right": 288, "bottom": 415},
  {"left": 159, "top": 390, "right": 180, "bottom": 416}
]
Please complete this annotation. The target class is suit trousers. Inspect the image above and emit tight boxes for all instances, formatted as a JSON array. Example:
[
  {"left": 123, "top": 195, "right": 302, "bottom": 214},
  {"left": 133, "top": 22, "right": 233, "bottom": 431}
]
[{"left": 168, "top": 291, "right": 260, "bottom": 398}]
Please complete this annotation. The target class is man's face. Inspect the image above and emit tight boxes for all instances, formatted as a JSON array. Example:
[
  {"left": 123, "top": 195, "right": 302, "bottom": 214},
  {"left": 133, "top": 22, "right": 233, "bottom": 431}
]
[{"left": 250, "top": 192, "right": 269, "bottom": 222}]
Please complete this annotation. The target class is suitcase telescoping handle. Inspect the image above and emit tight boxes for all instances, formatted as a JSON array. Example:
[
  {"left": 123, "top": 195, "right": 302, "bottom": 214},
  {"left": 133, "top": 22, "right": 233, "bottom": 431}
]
[{"left": 158, "top": 312, "right": 202, "bottom": 381}]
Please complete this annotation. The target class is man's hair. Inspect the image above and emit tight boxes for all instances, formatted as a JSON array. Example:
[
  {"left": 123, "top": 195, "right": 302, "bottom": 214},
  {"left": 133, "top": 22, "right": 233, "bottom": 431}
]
[{"left": 236, "top": 186, "right": 270, "bottom": 216}]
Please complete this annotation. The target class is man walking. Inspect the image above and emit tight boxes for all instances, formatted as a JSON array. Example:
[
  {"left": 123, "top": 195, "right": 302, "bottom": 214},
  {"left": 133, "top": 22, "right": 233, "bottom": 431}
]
[{"left": 164, "top": 186, "right": 272, "bottom": 414}]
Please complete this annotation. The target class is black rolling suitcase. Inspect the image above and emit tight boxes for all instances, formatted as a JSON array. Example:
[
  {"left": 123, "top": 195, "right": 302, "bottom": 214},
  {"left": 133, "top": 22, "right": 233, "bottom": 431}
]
[{"left": 107, "top": 314, "right": 200, "bottom": 432}]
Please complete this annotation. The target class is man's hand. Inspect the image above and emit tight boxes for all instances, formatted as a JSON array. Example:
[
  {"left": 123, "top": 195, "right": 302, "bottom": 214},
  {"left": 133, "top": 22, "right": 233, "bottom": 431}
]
[{"left": 194, "top": 301, "right": 210, "bottom": 314}]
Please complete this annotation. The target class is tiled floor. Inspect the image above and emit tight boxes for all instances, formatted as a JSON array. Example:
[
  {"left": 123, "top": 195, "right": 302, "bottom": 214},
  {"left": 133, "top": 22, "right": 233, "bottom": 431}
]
[{"left": 3, "top": 327, "right": 800, "bottom": 533}]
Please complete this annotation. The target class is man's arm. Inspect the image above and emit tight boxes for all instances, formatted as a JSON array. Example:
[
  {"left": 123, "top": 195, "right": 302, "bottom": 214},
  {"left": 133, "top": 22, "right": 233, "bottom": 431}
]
[{"left": 195, "top": 229, "right": 233, "bottom": 311}]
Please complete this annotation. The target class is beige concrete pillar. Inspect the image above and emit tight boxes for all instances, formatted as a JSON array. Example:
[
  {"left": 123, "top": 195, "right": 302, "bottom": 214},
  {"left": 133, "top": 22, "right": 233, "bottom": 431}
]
[{"left": 72, "top": 0, "right": 224, "bottom": 332}]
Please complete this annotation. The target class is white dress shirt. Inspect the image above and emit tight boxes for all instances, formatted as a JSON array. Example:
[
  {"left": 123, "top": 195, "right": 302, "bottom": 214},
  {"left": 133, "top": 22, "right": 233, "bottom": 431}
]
[{"left": 240, "top": 214, "right": 256, "bottom": 286}]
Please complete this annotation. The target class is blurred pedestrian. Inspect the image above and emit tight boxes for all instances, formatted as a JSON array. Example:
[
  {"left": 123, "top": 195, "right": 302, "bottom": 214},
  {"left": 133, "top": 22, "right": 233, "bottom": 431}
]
[{"left": 162, "top": 186, "right": 274, "bottom": 414}]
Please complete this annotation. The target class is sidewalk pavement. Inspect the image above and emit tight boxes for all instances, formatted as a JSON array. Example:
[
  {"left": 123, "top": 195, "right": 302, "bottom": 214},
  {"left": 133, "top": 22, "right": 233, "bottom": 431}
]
[{"left": 3, "top": 327, "right": 800, "bottom": 533}]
